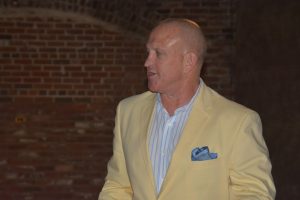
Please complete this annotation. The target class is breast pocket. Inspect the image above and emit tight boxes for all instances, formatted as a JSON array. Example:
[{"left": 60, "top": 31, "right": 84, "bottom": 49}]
[
  {"left": 191, "top": 157, "right": 220, "bottom": 169},
  {"left": 189, "top": 156, "right": 224, "bottom": 182}
]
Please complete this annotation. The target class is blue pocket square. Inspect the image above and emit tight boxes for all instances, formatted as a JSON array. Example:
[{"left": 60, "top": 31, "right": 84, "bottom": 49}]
[{"left": 191, "top": 146, "right": 218, "bottom": 161}]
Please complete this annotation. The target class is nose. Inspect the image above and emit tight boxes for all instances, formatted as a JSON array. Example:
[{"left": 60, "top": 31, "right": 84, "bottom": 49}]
[{"left": 144, "top": 52, "right": 153, "bottom": 68}]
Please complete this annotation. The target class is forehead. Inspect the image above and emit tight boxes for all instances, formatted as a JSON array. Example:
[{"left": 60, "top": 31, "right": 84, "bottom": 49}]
[{"left": 146, "top": 24, "right": 181, "bottom": 48}]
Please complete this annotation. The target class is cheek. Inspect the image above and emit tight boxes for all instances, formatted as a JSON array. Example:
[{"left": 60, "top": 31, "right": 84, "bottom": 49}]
[
  {"left": 156, "top": 56, "right": 183, "bottom": 79},
  {"left": 167, "top": 60, "right": 182, "bottom": 75}
]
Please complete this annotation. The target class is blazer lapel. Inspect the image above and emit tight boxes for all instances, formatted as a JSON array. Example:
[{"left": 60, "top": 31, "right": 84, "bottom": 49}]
[
  {"left": 138, "top": 93, "right": 157, "bottom": 195},
  {"left": 172, "top": 83, "right": 213, "bottom": 154}
]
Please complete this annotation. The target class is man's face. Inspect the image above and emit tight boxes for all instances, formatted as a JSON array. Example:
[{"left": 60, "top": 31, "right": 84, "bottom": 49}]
[{"left": 144, "top": 25, "right": 186, "bottom": 94}]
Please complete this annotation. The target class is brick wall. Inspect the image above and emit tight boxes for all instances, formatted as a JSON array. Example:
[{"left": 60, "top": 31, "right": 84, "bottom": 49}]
[
  {"left": 0, "top": 0, "right": 236, "bottom": 199},
  {"left": 0, "top": 8, "right": 146, "bottom": 200}
]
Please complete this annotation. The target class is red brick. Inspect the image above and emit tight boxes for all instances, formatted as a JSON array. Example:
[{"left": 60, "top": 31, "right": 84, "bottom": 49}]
[
  {"left": 14, "top": 59, "right": 32, "bottom": 65},
  {"left": 58, "top": 48, "right": 75, "bottom": 52},
  {"left": 19, "top": 47, "right": 37, "bottom": 53},
  {"left": 73, "top": 84, "right": 91, "bottom": 89},
  {"left": 59, "top": 35, "right": 76, "bottom": 40},
  {"left": 80, "top": 59, "right": 94, "bottom": 64},
  {"left": 53, "top": 84, "right": 72, "bottom": 89},
  {"left": 77, "top": 35, "right": 94, "bottom": 40},
  {"left": 23, "top": 78, "right": 42, "bottom": 83},
  {"left": 44, "top": 66, "right": 60, "bottom": 71},
  {"left": 3, "top": 77, "right": 21, "bottom": 83},
  {"left": 66, "top": 29, "right": 83, "bottom": 34},
  {"left": 26, "top": 28, "right": 45, "bottom": 34},
  {"left": 48, "top": 41, "right": 65, "bottom": 46},
  {"left": 71, "top": 72, "right": 88, "bottom": 78},
  {"left": 6, "top": 28, "right": 25, "bottom": 34},
  {"left": 39, "top": 35, "right": 56, "bottom": 40},
  {"left": 32, "top": 84, "right": 52, "bottom": 89},
  {"left": 0, "top": 47, "right": 17, "bottom": 52},
  {"left": 24, "top": 66, "right": 42, "bottom": 71},
  {"left": 83, "top": 78, "right": 100, "bottom": 84},
  {"left": 3, "top": 65, "right": 21, "bottom": 70},
  {"left": 19, "top": 34, "right": 37, "bottom": 40},
  {"left": 0, "top": 22, "right": 15, "bottom": 27},
  {"left": 0, "top": 59, "right": 12, "bottom": 64},
  {"left": 75, "top": 24, "right": 91, "bottom": 28},
  {"left": 11, "top": 71, "right": 30, "bottom": 76},
  {"left": 47, "top": 29, "right": 65, "bottom": 34},
  {"left": 55, "top": 23, "right": 73, "bottom": 28},
  {"left": 65, "top": 66, "right": 82, "bottom": 71},
  {"left": 32, "top": 72, "right": 50, "bottom": 77},
  {"left": 54, "top": 164, "right": 74, "bottom": 172},
  {"left": 34, "top": 59, "right": 52, "bottom": 65},
  {"left": 0, "top": 71, "right": 11, "bottom": 76},
  {"left": 63, "top": 78, "right": 81, "bottom": 83},
  {"left": 44, "top": 78, "right": 61, "bottom": 83}
]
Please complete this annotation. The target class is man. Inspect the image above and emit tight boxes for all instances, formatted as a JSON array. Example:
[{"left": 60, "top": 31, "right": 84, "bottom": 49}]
[{"left": 99, "top": 18, "right": 276, "bottom": 200}]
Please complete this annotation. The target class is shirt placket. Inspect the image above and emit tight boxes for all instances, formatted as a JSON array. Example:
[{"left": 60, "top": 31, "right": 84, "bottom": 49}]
[{"left": 157, "top": 114, "right": 176, "bottom": 192}]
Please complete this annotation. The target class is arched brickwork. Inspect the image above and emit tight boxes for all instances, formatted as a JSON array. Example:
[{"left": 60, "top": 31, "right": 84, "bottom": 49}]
[{"left": 0, "top": 0, "right": 237, "bottom": 96}]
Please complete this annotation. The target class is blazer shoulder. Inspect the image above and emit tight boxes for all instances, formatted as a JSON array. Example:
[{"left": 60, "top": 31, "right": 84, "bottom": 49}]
[{"left": 204, "top": 85, "right": 258, "bottom": 118}]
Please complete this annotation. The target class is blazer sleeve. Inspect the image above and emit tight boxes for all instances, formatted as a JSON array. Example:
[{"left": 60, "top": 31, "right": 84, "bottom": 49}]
[
  {"left": 98, "top": 103, "right": 133, "bottom": 200},
  {"left": 229, "top": 111, "right": 276, "bottom": 200}
]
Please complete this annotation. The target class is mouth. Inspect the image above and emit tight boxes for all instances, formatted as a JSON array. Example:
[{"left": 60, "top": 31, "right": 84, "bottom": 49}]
[{"left": 147, "top": 71, "right": 157, "bottom": 78}]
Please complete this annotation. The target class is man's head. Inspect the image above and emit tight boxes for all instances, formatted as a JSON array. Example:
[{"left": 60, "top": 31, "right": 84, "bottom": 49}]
[{"left": 144, "top": 18, "right": 207, "bottom": 94}]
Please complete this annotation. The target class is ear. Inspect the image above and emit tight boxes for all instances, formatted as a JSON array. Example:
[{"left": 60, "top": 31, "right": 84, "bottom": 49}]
[{"left": 183, "top": 52, "right": 197, "bottom": 73}]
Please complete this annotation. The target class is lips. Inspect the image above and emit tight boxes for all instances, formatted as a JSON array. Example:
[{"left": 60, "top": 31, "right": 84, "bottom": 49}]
[{"left": 147, "top": 71, "right": 156, "bottom": 78}]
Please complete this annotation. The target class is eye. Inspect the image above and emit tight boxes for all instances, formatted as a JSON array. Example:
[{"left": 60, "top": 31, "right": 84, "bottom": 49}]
[
  {"left": 156, "top": 51, "right": 161, "bottom": 57},
  {"left": 145, "top": 48, "right": 164, "bottom": 59},
  {"left": 155, "top": 49, "right": 163, "bottom": 58}
]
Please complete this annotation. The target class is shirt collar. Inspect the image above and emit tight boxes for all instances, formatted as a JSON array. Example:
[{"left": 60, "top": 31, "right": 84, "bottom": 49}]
[{"left": 156, "top": 79, "right": 202, "bottom": 115}]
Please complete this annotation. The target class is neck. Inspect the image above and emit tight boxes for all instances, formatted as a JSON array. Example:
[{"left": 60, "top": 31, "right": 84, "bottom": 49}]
[{"left": 160, "top": 80, "right": 199, "bottom": 115}]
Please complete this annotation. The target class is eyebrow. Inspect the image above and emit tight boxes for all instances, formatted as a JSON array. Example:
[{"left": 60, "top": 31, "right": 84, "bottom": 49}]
[{"left": 147, "top": 47, "right": 165, "bottom": 55}]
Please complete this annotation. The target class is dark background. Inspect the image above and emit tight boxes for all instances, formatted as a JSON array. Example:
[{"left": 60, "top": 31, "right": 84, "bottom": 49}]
[
  {"left": 0, "top": 0, "right": 299, "bottom": 199},
  {"left": 235, "top": 0, "right": 300, "bottom": 199}
]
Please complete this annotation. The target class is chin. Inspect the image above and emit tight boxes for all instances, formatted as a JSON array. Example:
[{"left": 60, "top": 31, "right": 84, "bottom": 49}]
[
  {"left": 148, "top": 87, "right": 157, "bottom": 93},
  {"left": 148, "top": 83, "right": 159, "bottom": 93}
]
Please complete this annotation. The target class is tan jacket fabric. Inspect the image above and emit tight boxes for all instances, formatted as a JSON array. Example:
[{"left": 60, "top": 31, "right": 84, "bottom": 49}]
[{"left": 99, "top": 83, "right": 276, "bottom": 200}]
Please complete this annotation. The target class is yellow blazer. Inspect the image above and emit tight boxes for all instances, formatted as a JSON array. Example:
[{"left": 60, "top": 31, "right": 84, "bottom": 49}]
[{"left": 99, "top": 83, "right": 276, "bottom": 200}]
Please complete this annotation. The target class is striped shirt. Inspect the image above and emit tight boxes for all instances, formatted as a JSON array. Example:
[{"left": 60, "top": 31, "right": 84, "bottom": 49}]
[{"left": 148, "top": 83, "right": 201, "bottom": 194}]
